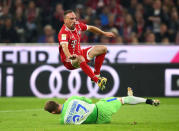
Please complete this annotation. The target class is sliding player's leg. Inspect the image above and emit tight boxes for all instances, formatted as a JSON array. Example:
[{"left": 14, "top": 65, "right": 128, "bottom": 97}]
[{"left": 118, "top": 87, "right": 160, "bottom": 106}]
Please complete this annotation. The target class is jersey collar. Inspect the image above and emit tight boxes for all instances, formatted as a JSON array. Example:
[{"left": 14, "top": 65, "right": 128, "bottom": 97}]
[{"left": 65, "top": 25, "right": 76, "bottom": 32}]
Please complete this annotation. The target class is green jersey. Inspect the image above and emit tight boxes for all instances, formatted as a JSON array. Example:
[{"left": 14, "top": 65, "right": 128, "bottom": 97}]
[
  {"left": 60, "top": 96, "right": 98, "bottom": 124},
  {"left": 60, "top": 96, "right": 122, "bottom": 124}
]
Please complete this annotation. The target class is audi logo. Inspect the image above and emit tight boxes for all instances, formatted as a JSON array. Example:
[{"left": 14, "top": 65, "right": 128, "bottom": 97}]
[{"left": 30, "top": 65, "right": 120, "bottom": 98}]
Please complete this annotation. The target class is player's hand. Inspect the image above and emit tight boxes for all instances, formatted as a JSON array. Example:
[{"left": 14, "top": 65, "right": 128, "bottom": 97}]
[
  {"left": 68, "top": 54, "right": 77, "bottom": 60},
  {"left": 103, "top": 32, "right": 116, "bottom": 38}
]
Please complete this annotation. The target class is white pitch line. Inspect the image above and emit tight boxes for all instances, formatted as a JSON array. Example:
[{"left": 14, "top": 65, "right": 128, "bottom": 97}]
[{"left": 0, "top": 109, "right": 43, "bottom": 113}]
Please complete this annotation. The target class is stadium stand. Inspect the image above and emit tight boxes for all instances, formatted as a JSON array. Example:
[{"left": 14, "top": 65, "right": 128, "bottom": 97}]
[{"left": 0, "top": 0, "right": 179, "bottom": 44}]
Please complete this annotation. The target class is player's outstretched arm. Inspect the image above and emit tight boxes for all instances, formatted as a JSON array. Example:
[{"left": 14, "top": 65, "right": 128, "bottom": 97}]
[{"left": 87, "top": 25, "right": 116, "bottom": 38}]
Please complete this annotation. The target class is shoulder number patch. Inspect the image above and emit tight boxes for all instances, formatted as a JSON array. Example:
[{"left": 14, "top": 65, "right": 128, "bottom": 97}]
[{"left": 61, "top": 34, "right": 66, "bottom": 40}]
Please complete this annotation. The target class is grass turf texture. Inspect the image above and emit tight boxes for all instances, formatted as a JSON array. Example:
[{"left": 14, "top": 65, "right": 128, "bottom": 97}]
[{"left": 0, "top": 97, "right": 179, "bottom": 131}]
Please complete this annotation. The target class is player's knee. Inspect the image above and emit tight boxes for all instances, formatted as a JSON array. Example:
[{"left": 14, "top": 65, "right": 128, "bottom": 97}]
[
  {"left": 102, "top": 46, "right": 107, "bottom": 53},
  {"left": 77, "top": 55, "right": 85, "bottom": 63}
]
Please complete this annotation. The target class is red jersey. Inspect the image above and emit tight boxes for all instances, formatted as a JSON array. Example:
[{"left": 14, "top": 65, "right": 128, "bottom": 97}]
[{"left": 58, "top": 21, "right": 88, "bottom": 62}]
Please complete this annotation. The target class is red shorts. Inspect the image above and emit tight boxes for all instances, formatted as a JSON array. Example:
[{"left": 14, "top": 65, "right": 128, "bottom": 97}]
[{"left": 63, "top": 47, "right": 92, "bottom": 70}]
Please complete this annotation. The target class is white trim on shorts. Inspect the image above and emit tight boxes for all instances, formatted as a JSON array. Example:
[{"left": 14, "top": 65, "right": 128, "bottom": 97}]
[
  {"left": 87, "top": 47, "right": 94, "bottom": 61},
  {"left": 70, "top": 46, "right": 94, "bottom": 68}
]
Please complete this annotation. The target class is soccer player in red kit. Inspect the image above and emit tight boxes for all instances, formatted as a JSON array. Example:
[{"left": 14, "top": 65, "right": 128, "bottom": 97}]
[{"left": 58, "top": 10, "right": 115, "bottom": 90}]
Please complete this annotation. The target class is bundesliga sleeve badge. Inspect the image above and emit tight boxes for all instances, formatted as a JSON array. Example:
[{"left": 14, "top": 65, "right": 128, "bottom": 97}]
[{"left": 62, "top": 34, "right": 67, "bottom": 40}]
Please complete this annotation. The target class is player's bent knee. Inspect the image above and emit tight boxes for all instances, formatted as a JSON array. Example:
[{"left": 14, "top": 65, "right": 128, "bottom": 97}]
[{"left": 102, "top": 46, "right": 107, "bottom": 53}]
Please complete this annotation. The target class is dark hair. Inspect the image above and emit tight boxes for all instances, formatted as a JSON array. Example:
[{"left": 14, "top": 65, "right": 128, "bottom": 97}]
[
  {"left": 64, "top": 10, "right": 74, "bottom": 17},
  {"left": 44, "top": 101, "right": 59, "bottom": 113}
]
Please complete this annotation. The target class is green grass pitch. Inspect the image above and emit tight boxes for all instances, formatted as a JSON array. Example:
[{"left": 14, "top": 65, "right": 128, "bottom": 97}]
[{"left": 0, "top": 97, "right": 179, "bottom": 131}]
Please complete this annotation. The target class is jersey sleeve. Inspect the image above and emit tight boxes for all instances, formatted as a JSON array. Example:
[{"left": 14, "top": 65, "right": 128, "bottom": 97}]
[
  {"left": 79, "top": 22, "right": 88, "bottom": 31},
  {"left": 58, "top": 32, "right": 69, "bottom": 45}
]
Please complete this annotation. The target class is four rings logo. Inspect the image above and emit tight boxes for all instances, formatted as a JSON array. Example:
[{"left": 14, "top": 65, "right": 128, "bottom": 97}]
[{"left": 30, "top": 65, "right": 120, "bottom": 98}]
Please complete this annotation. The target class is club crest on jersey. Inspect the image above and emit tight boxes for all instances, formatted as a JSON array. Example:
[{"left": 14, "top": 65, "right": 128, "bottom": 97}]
[{"left": 62, "top": 34, "right": 66, "bottom": 40}]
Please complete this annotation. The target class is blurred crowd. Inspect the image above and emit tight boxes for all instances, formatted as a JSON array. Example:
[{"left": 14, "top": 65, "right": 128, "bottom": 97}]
[{"left": 0, "top": 0, "right": 179, "bottom": 45}]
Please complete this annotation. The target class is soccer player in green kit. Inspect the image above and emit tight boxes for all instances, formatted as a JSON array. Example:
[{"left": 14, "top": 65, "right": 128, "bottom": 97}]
[{"left": 44, "top": 88, "right": 160, "bottom": 124}]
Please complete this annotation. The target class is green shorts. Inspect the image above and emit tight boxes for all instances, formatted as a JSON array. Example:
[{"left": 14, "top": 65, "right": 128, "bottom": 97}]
[{"left": 96, "top": 97, "right": 122, "bottom": 124}]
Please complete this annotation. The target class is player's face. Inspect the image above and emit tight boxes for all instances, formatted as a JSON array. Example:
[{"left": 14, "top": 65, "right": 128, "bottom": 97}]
[{"left": 64, "top": 12, "right": 77, "bottom": 30}]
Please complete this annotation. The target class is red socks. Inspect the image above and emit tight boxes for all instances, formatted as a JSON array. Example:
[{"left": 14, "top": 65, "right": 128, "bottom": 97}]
[
  {"left": 80, "top": 62, "right": 98, "bottom": 83},
  {"left": 94, "top": 53, "right": 106, "bottom": 75},
  {"left": 79, "top": 53, "right": 106, "bottom": 83}
]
